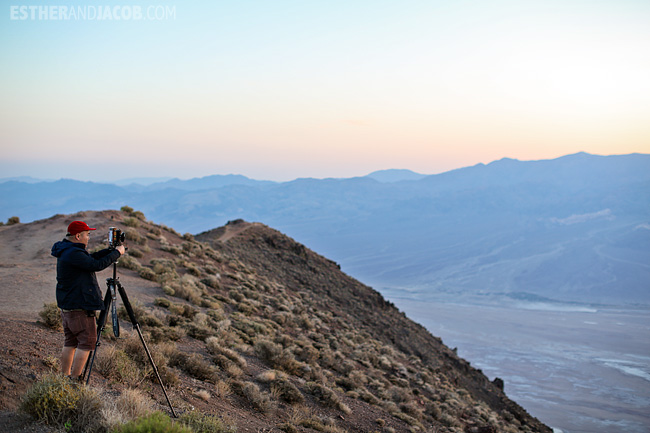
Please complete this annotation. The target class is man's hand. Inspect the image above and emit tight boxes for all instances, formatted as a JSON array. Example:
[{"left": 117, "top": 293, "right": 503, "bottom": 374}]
[{"left": 116, "top": 245, "right": 126, "bottom": 255}]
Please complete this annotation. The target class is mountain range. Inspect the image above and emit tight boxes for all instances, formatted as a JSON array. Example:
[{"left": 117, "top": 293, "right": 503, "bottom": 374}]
[{"left": 1, "top": 152, "right": 648, "bottom": 305}]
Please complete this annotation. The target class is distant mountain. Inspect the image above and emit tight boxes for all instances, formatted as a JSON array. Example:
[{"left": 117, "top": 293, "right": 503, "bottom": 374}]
[
  {"left": 0, "top": 176, "right": 52, "bottom": 184},
  {"left": 365, "top": 169, "right": 427, "bottom": 182},
  {"left": 112, "top": 176, "right": 173, "bottom": 186},
  {"left": 141, "top": 174, "right": 276, "bottom": 191},
  {"left": 1, "top": 153, "right": 648, "bottom": 305}
]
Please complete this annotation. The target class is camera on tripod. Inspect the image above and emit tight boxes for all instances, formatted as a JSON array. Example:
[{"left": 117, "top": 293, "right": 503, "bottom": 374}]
[{"left": 108, "top": 227, "right": 126, "bottom": 249}]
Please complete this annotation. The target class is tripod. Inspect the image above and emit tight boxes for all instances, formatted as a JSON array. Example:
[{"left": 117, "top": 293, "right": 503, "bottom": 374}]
[{"left": 83, "top": 262, "right": 177, "bottom": 417}]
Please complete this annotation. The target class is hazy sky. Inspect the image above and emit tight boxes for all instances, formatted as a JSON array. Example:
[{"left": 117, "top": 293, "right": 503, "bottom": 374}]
[{"left": 2, "top": 0, "right": 649, "bottom": 181}]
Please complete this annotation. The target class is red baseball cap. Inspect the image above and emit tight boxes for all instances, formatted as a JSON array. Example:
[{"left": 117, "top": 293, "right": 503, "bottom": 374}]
[{"left": 67, "top": 221, "right": 96, "bottom": 236}]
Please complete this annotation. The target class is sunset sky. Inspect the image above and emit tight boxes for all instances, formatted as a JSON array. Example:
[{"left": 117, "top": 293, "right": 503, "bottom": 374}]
[{"left": 1, "top": 0, "right": 649, "bottom": 181}]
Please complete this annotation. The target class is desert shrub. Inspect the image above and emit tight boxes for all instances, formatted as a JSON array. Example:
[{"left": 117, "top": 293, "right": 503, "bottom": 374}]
[
  {"left": 117, "top": 255, "right": 142, "bottom": 272},
  {"left": 138, "top": 267, "right": 157, "bottom": 281},
  {"left": 170, "top": 352, "right": 218, "bottom": 383},
  {"left": 128, "top": 249, "right": 144, "bottom": 258},
  {"left": 20, "top": 373, "right": 104, "bottom": 432},
  {"left": 297, "top": 314, "right": 314, "bottom": 330},
  {"left": 235, "top": 300, "right": 256, "bottom": 315},
  {"left": 231, "top": 316, "right": 270, "bottom": 341},
  {"left": 392, "top": 410, "right": 420, "bottom": 427},
  {"left": 179, "top": 410, "right": 237, "bottom": 433},
  {"left": 7, "top": 216, "right": 20, "bottom": 225},
  {"left": 206, "top": 337, "right": 247, "bottom": 368},
  {"left": 297, "top": 415, "right": 347, "bottom": 433},
  {"left": 271, "top": 312, "right": 289, "bottom": 326},
  {"left": 184, "top": 323, "right": 215, "bottom": 341},
  {"left": 125, "top": 228, "right": 144, "bottom": 244},
  {"left": 194, "top": 312, "right": 209, "bottom": 327},
  {"left": 335, "top": 377, "right": 358, "bottom": 392},
  {"left": 294, "top": 344, "right": 319, "bottom": 364},
  {"left": 196, "top": 389, "right": 211, "bottom": 402},
  {"left": 118, "top": 334, "right": 179, "bottom": 387},
  {"left": 151, "top": 258, "right": 177, "bottom": 275},
  {"left": 201, "top": 298, "right": 221, "bottom": 309},
  {"left": 112, "top": 411, "right": 192, "bottom": 433},
  {"left": 95, "top": 346, "right": 146, "bottom": 385},
  {"left": 113, "top": 388, "right": 155, "bottom": 422},
  {"left": 118, "top": 302, "right": 163, "bottom": 328},
  {"left": 20, "top": 373, "right": 78, "bottom": 424},
  {"left": 154, "top": 297, "right": 171, "bottom": 308},
  {"left": 147, "top": 325, "right": 186, "bottom": 344},
  {"left": 214, "top": 380, "right": 233, "bottom": 399},
  {"left": 179, "top": 303, "right": 198, "bottom": 318},
  {"left": 399, "top": 401, "right": 422, "bottom": 420},
  {"left": 181, "top": 242, "right": 203, "bottom": 257},
  {"left": 278, "top": 423, "right": 299, "bottom": 433},
  {"left": 43, "top": 355, "right": 59, "bottom": 370},
  {"left": 270, "top": 377, "right": 304, "bottom": 404},
  {"left": 73, "top": 386, "right": 106, "bottom": 433},
  {"left": 439, "top": 412, "right": 462, "bottom": 428},
  {"left": 173, "top": 275, "right": 203, "bottom": 305},
  {"left": 305, "top": 382, "right": 351, "bottom": 414},
  {"left": 389, "top": 386, "right": 412, "bottom": 404},
  {"left": 358, "top": 389, "right": 380, "bottom": 406},
  {"left": 254, "top": 339, "right": 300, "bottom": 374},
  {"left": 201, "top": 275, "right": 220, "bottom": 290},
  {"left": 186, "top": 263, "right": 201, "bottom": 277},
  {"left": 161, "top": 245, "right": 183, "bottom": 255},
  {"left": 121, "top": 206, "right": 134, "bottom": 213},
  {"left": 39, "top": 302, "right": 62, "bottom": 330},
  {"left": 237, "top": 381, "right": 275, "bottom": 414},
  {"left": 206, "top": 308, "right": 225, "bottom": 323},
  {"left": 123, "top": 217, "right": 140, "bottom": 228},
  {"left": 132, "top": 211, "right": 146, "bottom": 221},
  {"left": 229, "top": 290, "right": 244, "bottom": 302},
  {"left": 256, "top": 370, "right": 304, "bottom": 404},
  {"left": 424, "top": 401, "right": 442, "bottom": 420}
]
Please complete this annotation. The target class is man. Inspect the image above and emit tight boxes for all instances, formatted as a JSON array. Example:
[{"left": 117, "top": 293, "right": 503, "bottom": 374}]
[{"left": 51, "top": 220, "right": 125, "bottom": 380}]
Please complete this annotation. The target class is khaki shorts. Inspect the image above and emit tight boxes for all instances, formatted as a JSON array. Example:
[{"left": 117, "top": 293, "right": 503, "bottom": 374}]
[{"left": 61, "top": 310, "right": 97, "bottom": 350}]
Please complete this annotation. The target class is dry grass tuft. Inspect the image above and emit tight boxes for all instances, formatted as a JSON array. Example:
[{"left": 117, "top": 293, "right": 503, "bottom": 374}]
[
  {"left": 305, "top": 382, "right": 351, "bottom": 414},
  {"left": 236, "top": 380, "right": 276, "bottom": 414},
  {"left": 254, "top": 339, "right": 301, "bottom": 374},
  {"left": 39, "top": 302, "right": 62, "bottom": 330}
]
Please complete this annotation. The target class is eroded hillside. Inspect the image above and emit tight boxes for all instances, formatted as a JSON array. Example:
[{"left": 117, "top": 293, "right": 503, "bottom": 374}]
[{"left": 0, "top": 209, "right": 551, "bottom": 433}]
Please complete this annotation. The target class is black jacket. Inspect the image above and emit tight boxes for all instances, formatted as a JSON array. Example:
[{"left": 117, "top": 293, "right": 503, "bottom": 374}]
[{"left": 51, "top": 239, "right": 121, "bottom": 310}]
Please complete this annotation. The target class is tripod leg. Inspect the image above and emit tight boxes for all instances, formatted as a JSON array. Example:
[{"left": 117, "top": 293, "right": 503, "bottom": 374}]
[
  {"left": 117, "top": 283, "right": 177, "bottom": 417},
  {"left": 83, "top": 285, "right": 113, "bottom": 385}
]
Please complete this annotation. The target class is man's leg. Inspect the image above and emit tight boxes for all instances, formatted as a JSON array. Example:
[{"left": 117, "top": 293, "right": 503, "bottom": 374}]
[
  {"left": 61, "top": 346, "right": 75, "bottom": 376},
  {"left": 70, "top": 349, "right": 91, "bottom": 379}
]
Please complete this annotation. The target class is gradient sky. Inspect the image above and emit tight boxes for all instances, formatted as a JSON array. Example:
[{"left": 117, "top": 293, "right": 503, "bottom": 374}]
[{"left": 1, "top": 0, "right": 649, "bottom": 181}]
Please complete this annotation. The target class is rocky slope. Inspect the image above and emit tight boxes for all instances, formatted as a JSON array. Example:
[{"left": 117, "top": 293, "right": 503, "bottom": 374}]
[{"left": 0, "top": 209, "right": 551, "bottom": 433}]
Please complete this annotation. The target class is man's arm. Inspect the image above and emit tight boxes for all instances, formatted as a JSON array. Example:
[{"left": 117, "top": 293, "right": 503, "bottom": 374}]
[
  {"left": 67, "top": 247, "right": 122, "bottom": 272},
  {"left": 91, "top": 248, "right": 116, "bottom": 259}
]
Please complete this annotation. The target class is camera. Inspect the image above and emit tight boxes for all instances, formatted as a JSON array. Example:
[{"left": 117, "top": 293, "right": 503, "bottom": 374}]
[{"left": 108, "top": 227, "right": 125, "bottom": 249}]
